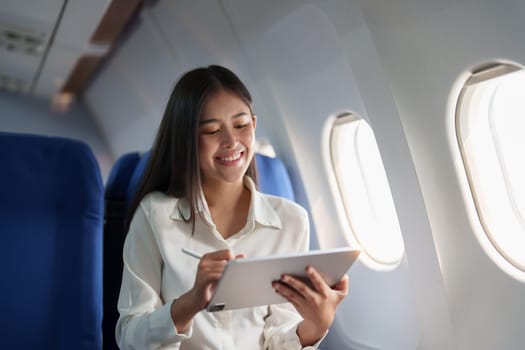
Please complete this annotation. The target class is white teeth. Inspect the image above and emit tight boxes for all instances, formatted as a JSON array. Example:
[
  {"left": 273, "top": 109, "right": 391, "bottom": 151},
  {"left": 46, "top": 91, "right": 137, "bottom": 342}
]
[{"left": 219, "top": 152, "right": 241, "bottom": 162}]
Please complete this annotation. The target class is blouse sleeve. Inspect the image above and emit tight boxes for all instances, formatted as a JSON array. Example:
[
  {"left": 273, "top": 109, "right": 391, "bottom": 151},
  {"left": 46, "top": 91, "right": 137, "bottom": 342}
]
[
  {"left": 262, "top": 207, "right": 326, "bottom": 349},
  {"left": 116, "top": 200, "right": 192, "bottom": 350}
]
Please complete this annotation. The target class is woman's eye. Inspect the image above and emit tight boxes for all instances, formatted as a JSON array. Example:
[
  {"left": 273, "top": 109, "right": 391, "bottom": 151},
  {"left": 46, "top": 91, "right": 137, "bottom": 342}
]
[
  {"left": 235, "top": 123, "right": 248, "bottom": 129},
  {"left": 203, "top": 129, "right": 219, "bottom": 135}
]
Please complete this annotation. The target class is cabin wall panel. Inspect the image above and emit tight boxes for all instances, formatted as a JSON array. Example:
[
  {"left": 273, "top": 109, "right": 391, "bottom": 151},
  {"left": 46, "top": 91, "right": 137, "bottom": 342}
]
[
  {"left": 224, "top": 2, "right": 422, "bottom": 349},
  {"left": 150, "top": 0, "right": 242, "bottom": 73},
  {"left": 85, "top": 0, "right": 272, "bottom": 156},
  {"left": 319, "top": 2, "right": 456, "bottom": 348},
  {"left": 85, "top": 10, "right": 178, "bottom": 157},
  {"left": 358, "top": 0, "right": 525, "bottom": 349}
]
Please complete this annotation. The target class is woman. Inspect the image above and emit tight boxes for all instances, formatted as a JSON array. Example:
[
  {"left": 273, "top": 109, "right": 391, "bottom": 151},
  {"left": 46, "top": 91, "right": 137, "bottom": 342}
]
[{"left": 116, "top": 65, "right": 349, "bottom": 349}]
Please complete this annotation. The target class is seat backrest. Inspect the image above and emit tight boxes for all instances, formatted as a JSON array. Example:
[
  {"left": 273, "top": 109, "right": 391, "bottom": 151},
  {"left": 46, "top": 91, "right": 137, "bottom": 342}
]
[
  {"left": 105, "top": 151, "right": 141, "bottom": 203},
  {"left": 255, "top": 153, "right": 296, "bottom": 201},
  {"left": 0, "top": 132, "right": 103, "bottom": 350},
  {"left": 125, "top": 149, "right": 152, "bottom": 205},
  {"left": 102, "top": 151, "right": 140, "bottom": 350},
  {"left": 102, "top": 149, "right": 153, "bottom": 350}
]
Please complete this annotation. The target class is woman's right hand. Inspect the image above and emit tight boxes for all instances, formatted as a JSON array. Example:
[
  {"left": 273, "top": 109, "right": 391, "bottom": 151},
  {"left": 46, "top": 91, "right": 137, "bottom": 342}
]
[
  {"left": 189, "top": 249, "right": 236, "bottom": 310},
  {"left": 170, "top": 249, "right": 244, "bottom": 332}
]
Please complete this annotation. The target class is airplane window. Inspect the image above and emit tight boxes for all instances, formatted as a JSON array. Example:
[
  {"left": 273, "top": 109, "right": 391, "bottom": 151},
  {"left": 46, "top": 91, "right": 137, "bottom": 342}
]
[
  {"left": 329, "top": 113, "right": 404, "bottom": 267},
  {"left": 456, "top": 63, "right": 525, "bottom": 271}
]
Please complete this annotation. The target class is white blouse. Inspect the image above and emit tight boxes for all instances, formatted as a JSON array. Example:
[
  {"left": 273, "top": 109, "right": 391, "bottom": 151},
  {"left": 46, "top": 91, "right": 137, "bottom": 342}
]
[{"left": 116, "top": 177, "right": 323, "bottom": 349}]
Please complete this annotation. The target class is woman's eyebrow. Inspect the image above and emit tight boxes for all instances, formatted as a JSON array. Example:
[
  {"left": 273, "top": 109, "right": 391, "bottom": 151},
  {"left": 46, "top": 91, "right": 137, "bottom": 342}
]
[{"left": 199, "top": 112, "right": 249, "bottom": 125}]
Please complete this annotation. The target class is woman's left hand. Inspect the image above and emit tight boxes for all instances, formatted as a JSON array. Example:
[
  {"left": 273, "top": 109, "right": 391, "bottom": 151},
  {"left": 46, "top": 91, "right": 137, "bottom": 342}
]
[{"left": 272, "top": 266, "right": 349, "bottom": 346}]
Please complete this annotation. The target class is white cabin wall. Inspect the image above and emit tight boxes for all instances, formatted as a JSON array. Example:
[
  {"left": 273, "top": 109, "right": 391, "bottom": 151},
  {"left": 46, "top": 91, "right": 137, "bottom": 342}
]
[
  {"left": 223, "top": 1, "right": 426, "bottom": 349},
  {"left": 85, "top": 0, "right": 269, "bottom": 158},
  {"left": 0, "top": 91, "right": 112, "bottom": 179},
  {"left": 84, "top": 9, "right": 178, "bottom": 157},
  {"left": 317, "top": 3, "right": 455, "bottom": 348},
  {"left": 358, "top": 0, "right": 525, "bottom": 349}
]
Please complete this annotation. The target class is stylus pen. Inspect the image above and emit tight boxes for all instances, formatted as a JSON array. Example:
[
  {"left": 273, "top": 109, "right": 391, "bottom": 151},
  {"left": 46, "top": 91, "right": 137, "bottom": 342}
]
[{"left": 181, "top": 248, "right": 202, "bottom": 260}]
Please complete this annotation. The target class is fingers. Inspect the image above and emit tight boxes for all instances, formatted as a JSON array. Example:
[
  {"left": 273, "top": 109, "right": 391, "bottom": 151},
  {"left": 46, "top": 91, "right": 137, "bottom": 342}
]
[
  {"left": 201, "top": 249, "right": 246, "bottom": 261},
  {"left": 333, "top": 274, "right": 349, "bottom": 295},
  {"left": 199, "top": 254, "right": 228, "bottom": 276},
  {"left": 190, "top": 249, "right": 246, "bottom": 310},
  {"left": 202, "top": 249, "right": 234, "bottom": 261},
  {"left": 278, "top": 274, "right": 318, "bottom": 302},
  {"left": 305, "top": 267, "right": 349, "bottom": 298},
  {"left": 278, "top": 266, "right": 330, "bottom": 299},
  {"left": 305, "top": 266, "right": 331, "bottom": 295},
  {"left": 196, "top": 249, "right": 247, "bottom": 283},
  {"left": 273, "top": 272, "right": 320, "bottom": 308},
  {"left": 272, "top": 280, "right": 305, "bottom": 308},
  {"left": 272, "top": 267, "right": 351, "bottom": 340},
  {"left": 273, "top": 268, "right": 350, "bottom": 302},
  {"left": 196, "top": 250, "right": 232, "bottom": 285}
]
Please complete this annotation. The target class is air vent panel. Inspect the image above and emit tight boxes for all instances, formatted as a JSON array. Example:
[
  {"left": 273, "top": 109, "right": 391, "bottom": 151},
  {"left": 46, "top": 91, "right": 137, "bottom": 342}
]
[{"left": 0, "top": 23, "right": 47, "bottom": 56}]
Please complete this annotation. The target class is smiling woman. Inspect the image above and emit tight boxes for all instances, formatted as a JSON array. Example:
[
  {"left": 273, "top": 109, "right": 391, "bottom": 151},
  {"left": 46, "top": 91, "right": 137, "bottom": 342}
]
[
  {"left": 198, "top": 89, "right": 257, "bottom": 193},
  {"left": 116, "top": 65, "right": 350, "bottom": 350}
]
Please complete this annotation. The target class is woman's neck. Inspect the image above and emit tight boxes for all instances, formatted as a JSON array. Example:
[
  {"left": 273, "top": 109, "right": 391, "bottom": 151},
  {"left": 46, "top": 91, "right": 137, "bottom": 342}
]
[
  {"left": 201, "top": 179, "right": 251, "bottom": 239},
  {"left": 202, "top": 180, "right": 245, "bottom": 208}
]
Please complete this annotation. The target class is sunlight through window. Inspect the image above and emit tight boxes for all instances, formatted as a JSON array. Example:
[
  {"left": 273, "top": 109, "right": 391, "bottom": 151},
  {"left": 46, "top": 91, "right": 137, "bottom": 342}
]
[
  {"left": 329, "top": 113, "right": 404, "bottom": 266},
  {"left": 457, "top": 64, "right": 525, "bottom": 271}
]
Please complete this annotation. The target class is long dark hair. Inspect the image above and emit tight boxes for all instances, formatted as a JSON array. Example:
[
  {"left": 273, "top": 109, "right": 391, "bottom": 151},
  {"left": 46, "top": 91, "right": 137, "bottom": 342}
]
[{"left": 125, "top": 65, "right": 258, "bottom": 232}]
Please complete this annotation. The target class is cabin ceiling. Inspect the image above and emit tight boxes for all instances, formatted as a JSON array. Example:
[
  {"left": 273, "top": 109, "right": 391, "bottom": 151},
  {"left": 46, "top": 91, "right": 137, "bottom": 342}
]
[{"left": 0, "top": 0, "right": 143, "bottom": 100}]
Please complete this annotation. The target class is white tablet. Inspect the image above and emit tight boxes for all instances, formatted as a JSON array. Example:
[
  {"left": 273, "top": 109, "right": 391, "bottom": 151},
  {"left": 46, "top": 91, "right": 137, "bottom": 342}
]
[{"left": 206, "top": 247, "right": 360, "bottom": 312}]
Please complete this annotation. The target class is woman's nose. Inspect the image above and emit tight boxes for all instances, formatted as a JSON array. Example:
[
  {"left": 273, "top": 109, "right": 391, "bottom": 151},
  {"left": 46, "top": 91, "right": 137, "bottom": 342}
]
[{"left": 221, "top": 128, "right": 236, "bottom": 147}]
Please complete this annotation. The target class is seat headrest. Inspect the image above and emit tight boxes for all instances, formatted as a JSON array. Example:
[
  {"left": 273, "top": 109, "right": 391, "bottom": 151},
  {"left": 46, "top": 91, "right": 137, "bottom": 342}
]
[
  {"left": 255, "top": 153, "right": 296, "bottom": 201},
  {"left": 105, "top": 152, "right": 141, "bottom": 200},
  {"left": 126, "top": 150, "right": 152, "bottom": 204}
]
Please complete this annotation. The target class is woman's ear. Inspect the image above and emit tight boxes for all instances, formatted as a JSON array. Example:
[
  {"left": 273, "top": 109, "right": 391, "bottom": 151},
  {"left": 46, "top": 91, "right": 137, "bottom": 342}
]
[{"left": 252, "top": 114, "right": 257, "bottom": 130}]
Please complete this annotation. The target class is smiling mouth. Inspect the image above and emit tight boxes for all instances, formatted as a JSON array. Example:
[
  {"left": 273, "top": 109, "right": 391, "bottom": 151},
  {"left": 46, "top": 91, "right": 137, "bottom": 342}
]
[{"left": 216, "top": 151, "right": 243, "bottom": 162}]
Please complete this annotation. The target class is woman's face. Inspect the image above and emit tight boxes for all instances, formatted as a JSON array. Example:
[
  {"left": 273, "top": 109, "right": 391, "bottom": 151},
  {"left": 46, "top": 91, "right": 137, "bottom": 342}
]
[{"left": 198, "top": 89, "right": 256, "bottom": 188}]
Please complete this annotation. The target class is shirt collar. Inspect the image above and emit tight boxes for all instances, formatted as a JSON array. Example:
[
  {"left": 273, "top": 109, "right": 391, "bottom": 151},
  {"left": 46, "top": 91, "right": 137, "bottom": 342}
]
[
  {"left": 169, "top": 194, "right": 206, "bottom": 222},
  {"left": 244, "top": 176, "right": 282, "bottom": 229},
  {"left": 169, "top": 177, "right": 282, "bottom": 230}
]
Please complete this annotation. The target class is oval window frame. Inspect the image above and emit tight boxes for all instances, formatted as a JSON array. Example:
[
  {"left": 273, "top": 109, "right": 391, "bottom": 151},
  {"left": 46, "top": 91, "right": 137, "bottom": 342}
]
[
  {"left": 455, "top": 62, "right": 525, "bottom": 272},
  {"left": 327, "top": 112, "right": 405, "bottom": 268}
]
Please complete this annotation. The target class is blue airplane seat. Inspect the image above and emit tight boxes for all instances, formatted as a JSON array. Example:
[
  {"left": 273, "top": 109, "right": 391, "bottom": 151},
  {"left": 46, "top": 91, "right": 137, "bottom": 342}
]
[
  {"left": 105, "top": 152, "right": 141, "bottom": 203},
  {"left": 102, "top": 151, "right": 140, "bottom": 350},
  {"left": 101, "top": 149, "right": 152, "bottom": 350},
  {"left": 125, "top": 149, "right": 152, "bottom": 205},
  {"left": 124, "top": 151, "right": 296, "bottom": 204},
  {"left": 0, "top": 132, "right": 103, "bottom": 350},
  {"left": 255, "top": 153, "right": 296, "bottom": 202}
]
